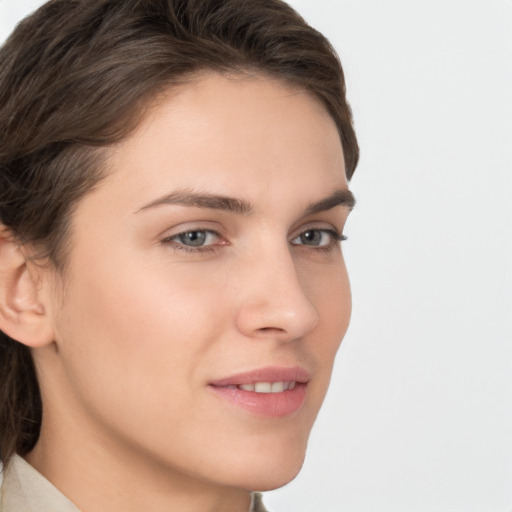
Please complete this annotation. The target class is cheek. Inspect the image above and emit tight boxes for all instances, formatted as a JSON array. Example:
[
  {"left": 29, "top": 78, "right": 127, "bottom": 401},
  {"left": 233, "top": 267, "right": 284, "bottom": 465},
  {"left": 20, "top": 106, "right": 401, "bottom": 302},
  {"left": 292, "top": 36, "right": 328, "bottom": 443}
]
[
  {"left": 324, "top": 262, "right": 351, "bottom": 345},
  {"left": 53, "top": 256, "right": 227, "bottom": 418},
  {"left": 301, "top": 258, "right": 351, "bottom": 391},
  {"left": 305, "top": 256, "right": 351, "bottom": 343}
]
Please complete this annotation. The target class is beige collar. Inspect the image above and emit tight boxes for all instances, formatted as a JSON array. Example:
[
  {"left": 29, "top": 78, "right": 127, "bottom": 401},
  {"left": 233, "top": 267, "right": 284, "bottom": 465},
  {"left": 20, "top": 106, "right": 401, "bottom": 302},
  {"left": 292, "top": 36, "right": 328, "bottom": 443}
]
[
  {"left": 1, "top": 454, "right": 267, "bottom": 512},
  {"left": 1, "top": 454, "right": 79, "bottom": 512}
]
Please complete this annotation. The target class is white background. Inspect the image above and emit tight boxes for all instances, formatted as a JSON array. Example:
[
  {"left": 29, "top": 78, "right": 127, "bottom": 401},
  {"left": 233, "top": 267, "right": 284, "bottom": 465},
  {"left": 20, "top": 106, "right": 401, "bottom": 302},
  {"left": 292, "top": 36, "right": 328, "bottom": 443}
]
[{"left": 1, "top": 1, "right": 511, "bottom": 511}]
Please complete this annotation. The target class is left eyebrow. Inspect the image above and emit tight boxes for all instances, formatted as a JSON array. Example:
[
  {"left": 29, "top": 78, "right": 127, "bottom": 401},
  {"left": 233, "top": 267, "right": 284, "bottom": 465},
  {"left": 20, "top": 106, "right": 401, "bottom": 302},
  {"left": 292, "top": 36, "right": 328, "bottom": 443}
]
[
  {"left": 304, "top": 189, "right": 356, "bottom": 215},
  {"left": 136, "top": 188, "right": 355, "bottom": 216}
]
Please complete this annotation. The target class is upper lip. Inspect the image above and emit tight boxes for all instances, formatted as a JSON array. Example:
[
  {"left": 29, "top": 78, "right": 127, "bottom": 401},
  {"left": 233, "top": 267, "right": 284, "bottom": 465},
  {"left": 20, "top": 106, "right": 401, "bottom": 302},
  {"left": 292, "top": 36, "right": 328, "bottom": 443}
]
[{"left": 209, "top": 366, "right": 310, "bottom": 387}]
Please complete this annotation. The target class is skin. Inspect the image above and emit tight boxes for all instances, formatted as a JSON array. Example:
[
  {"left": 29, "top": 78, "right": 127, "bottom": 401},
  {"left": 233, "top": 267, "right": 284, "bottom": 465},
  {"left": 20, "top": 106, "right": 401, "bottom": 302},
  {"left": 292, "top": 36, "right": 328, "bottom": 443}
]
[{"left": 17, "top": 73, "right": 353, "bottom": 512}]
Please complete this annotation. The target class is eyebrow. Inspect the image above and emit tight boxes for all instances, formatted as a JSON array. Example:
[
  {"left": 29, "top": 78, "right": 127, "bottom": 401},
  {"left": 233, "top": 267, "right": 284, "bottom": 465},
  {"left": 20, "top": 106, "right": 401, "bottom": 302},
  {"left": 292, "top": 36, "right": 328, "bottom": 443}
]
[
  {"left": 137, "top": 190, "right": 254, "bottom": 215},
  {"left": 304, "top": 189, "right": 356, "bottom": 215},
  {"left": 136, "top": 188, "right": 355, "bottom": 216}
]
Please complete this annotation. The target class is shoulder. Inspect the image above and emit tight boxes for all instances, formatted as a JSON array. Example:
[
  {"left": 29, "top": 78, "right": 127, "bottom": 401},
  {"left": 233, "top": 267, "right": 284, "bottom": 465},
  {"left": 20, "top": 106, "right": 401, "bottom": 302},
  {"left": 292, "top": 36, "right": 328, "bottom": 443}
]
[
  {"left": 0, "top": 454, "right": 80, "bottom": 512},
  {"left": 251, "top": 492, "right": 270, "bottom": 512}
]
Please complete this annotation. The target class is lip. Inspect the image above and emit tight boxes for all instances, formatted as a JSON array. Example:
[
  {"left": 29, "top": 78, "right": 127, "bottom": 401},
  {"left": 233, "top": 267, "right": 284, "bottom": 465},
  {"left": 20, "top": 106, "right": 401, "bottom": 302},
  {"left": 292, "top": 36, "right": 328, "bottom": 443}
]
[
  {"left": 209, "top": 366, "right": 310, "bottom": 418},
  {"left": 209, "top": 366, "right": 310, "bottom": 387}
]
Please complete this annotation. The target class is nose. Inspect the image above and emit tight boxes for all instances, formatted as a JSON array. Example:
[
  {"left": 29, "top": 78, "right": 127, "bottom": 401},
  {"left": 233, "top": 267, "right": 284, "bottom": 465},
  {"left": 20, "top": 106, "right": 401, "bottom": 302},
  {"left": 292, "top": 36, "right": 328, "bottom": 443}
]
[{"left": 234, "top": 244, "right": 319, "bottom": 342}]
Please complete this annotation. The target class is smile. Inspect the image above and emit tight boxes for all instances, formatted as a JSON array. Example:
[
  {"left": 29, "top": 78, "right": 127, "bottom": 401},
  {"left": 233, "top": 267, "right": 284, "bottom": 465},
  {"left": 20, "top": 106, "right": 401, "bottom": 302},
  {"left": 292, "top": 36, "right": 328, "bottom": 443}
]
[
  {"left": 209, "top": 367, "right": 309, "bottom": 417},
  {"left": 235, "top": 381, "right": 297, "bottom": 393}
]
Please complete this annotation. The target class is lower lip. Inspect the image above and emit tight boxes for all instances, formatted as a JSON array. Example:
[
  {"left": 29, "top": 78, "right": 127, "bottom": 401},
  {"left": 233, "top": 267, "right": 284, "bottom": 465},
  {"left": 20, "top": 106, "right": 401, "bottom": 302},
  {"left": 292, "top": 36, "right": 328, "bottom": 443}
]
[{"left": 209, "top": 383, "right": 307, "bottom": 417}]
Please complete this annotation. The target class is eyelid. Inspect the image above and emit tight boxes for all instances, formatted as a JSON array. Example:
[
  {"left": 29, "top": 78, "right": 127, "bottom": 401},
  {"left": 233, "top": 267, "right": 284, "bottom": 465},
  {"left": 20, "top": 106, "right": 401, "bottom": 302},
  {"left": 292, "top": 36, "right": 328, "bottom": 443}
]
[
  {"left": 173, "top": 228, "right": 219, "bottom": 241},
  {"left": 158, "top": 219, "right": 223, "bottom": 240},
  {"left": 290, "top": 220, "right": 345, "bottom": 239},
  {"left": 158, "top": 222, "right": 229, "bottom": 256},
  {"left": 163, "top": 228, "right": 223, "bottom": 243},
  {"left": 292, "top": 228, "right": 344, "bottom": 243}
]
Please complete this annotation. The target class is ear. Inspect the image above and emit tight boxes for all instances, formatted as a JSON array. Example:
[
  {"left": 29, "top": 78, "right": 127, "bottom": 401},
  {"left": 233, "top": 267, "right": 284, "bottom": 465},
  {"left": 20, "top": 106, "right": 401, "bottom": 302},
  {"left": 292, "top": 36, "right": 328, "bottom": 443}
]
[{"left": 0, "top": 229, "right": 55, "bottom": 348}]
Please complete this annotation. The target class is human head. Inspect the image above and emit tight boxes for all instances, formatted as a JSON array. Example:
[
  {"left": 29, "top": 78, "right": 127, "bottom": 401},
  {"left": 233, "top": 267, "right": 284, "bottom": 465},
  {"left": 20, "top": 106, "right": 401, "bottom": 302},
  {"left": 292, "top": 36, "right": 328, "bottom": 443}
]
[{"left": 0, "top": 0, "right": 358, "bottom": 480}]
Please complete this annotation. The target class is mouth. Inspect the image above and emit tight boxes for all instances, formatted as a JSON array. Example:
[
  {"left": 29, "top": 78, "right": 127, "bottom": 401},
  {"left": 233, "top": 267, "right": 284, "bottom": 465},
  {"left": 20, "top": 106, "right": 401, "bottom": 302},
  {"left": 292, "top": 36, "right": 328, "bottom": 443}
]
[
  {"left": 226, "top": 381, "right": 298, "bottom": 393},
  {"left": 208, "top": 366, "right": 309, "bottom": 417}
]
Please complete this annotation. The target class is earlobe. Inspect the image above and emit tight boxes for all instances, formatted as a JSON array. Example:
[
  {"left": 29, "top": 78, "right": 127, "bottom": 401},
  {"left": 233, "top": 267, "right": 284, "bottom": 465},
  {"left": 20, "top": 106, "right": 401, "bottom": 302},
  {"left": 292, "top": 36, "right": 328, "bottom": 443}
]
[{"left": 0, "top": 230, "right": 54, "bottom": 348}]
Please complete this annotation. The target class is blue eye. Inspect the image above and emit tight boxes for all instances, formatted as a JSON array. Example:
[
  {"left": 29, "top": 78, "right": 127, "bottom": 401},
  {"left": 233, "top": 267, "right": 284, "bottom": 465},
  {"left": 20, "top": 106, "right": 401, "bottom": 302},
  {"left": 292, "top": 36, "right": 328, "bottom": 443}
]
[
  {"left": 176, "top": 231, "right": 206, "bottom": 247},
  {"left": 291, "top": 229, "right": 345, "bottom": 247},
  {"left": 167, "top": 230, "right": 220, "bottom": 248}
]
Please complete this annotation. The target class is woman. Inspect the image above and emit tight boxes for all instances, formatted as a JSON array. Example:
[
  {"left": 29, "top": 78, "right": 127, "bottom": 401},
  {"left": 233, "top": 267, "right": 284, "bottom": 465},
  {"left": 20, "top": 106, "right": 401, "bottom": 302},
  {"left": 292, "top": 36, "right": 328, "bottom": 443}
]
[{"left": 0, "top": 0, "right": 358, "bottom": 510}]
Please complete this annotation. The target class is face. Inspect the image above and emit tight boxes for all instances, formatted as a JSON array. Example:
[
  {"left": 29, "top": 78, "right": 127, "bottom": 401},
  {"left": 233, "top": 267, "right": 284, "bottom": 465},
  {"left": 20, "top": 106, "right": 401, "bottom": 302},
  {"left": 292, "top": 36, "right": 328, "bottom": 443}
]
[{"left": 40, "top": 73, "right": 353, "bottom": 492}]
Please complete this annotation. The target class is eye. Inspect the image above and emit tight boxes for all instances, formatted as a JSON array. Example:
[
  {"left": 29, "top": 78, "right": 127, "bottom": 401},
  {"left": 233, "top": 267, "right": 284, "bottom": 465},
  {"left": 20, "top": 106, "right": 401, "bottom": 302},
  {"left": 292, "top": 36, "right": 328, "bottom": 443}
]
[
  {"left": 164, "top": 229, "right": 221, "bottom": 249},
  {"left": 291, "top": 228, "right": 345, "bottom": 247}
]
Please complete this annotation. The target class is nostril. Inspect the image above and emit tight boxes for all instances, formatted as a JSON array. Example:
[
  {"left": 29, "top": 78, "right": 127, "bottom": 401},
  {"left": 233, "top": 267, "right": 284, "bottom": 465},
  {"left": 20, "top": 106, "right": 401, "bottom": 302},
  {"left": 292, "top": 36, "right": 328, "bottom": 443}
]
[{"left": 259, "top": 327, "right": 285, "bottom": 332}]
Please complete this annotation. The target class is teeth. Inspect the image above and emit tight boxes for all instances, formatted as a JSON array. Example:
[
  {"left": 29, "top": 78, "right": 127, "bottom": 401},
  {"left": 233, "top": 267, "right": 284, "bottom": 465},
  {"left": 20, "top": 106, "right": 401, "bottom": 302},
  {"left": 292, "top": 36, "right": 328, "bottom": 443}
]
[
  {"left": 237, "top": 381, "right": 297, "bottom": 393},
  {"left": 255, "top": 382, "right": 272, "bottom": 393},
  {"left": 271, "top": 382, "right": 285, "bottom": 393}
]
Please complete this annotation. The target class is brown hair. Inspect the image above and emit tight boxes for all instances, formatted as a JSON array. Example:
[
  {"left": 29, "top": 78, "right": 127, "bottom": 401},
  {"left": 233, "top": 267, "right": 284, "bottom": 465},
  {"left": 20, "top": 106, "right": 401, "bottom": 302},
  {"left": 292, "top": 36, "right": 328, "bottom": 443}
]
[{"left": 0, "top": 0, "right": 358, "bottom": 464}]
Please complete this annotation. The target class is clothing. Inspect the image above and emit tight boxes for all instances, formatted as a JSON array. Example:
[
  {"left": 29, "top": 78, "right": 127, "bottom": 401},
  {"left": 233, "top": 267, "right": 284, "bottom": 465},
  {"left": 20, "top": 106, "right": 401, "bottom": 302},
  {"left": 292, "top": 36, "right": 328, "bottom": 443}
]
[
  {"left": 0, "top": 454, "right": 268, "bottom": 512},
  {"left": 0, "top": 455, "right": 79, "bottom": 512}
]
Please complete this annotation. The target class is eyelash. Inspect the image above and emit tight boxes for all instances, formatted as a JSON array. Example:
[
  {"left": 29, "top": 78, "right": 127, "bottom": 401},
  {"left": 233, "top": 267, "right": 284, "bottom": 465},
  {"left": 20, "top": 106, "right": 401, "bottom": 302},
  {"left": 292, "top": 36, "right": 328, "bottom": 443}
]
[
  {"left": 161, "top": 228, "right": 346, "bottom": 254},
  {"left": 292, "top": 229, "right": 347, "bottom": 249}
]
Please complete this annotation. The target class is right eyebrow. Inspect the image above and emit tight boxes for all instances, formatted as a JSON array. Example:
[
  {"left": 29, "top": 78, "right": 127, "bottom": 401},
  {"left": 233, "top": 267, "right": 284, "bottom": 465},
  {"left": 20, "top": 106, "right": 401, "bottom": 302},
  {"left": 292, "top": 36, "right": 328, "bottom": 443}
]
[{"left": 136, "top": 190, "right": 254, "bottom": 216}]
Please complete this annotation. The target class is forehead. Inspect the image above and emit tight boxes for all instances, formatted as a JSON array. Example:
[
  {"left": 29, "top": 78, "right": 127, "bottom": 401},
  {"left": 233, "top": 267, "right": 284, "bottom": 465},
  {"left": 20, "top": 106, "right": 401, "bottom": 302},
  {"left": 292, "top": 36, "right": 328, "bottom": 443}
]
[{"left": 88, "top": 73, "right": 347, "bottom": 218}]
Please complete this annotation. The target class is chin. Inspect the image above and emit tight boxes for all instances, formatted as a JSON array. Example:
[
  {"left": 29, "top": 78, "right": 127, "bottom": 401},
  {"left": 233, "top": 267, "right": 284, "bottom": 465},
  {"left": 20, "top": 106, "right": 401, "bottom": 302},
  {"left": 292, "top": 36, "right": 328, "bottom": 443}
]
[
  {"left": 222, "top": 437, "right": 308, "bottom": 492},
  {"left": 230, "top": 462, "right": 305, "bottom": 492},
  {"left": 250, "top": 463, "right": 305, "bottom": 492}
]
